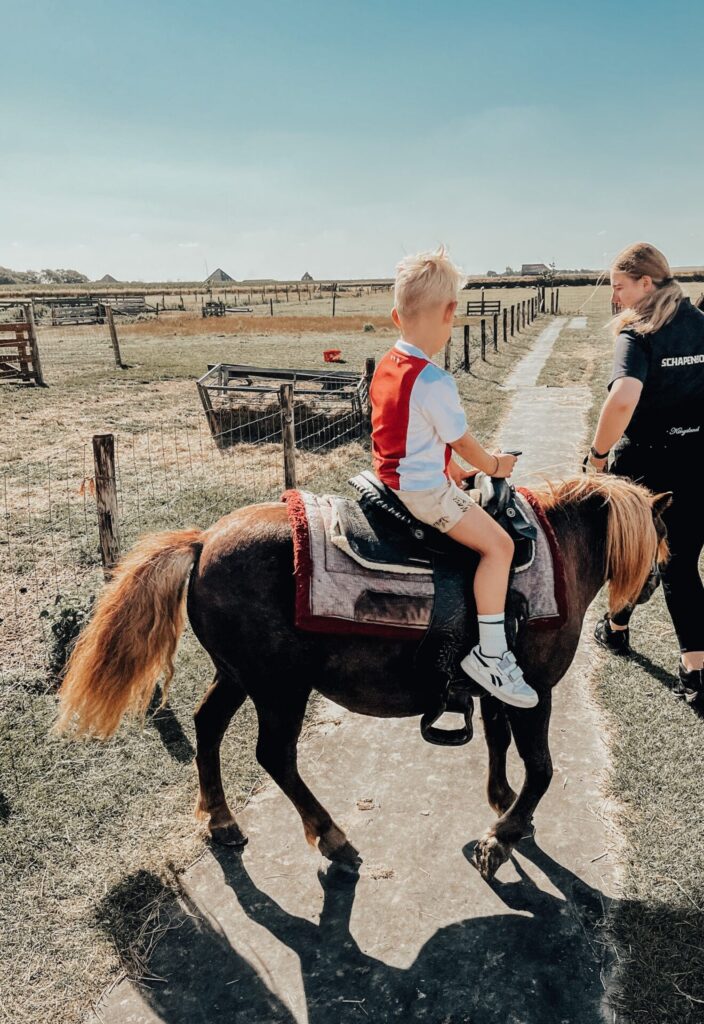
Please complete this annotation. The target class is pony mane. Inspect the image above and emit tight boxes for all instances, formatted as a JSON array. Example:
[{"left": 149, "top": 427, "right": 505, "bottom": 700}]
[{"left": 531, "top": 475, "right": 665, "bottom": 612}]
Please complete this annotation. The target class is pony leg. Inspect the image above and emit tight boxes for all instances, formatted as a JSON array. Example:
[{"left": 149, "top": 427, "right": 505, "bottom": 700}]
[
  {"left": 475, "top": 693, "right": 553, "bottom": 881},
  {"left": 480, "top": 696, "right": 517, "bottom": 815},
  {"left": 194, "top": 671, "right": 248, "bottom": 846},
  {"left": 254, "top": 693, "right": 362, "bottom": 869}
]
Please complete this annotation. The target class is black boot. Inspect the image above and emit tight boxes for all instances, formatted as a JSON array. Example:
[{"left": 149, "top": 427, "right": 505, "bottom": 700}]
[
  {"left": 675, "top": 662, "right": 704, "bottom": 698},
  {"left": 594, "top": 615, "right": 631, "bottom": 656}
]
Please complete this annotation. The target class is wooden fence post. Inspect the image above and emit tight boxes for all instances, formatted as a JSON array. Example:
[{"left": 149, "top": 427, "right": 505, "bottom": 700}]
[
  {"left": 364, "top": 356, "right": 375, "bottom": 432},
  {"left": 492, "top": 312, "right": 498, "bottom": 351},
  {"left": 332, "top": 285, "right": 337, "bottom": 318},
  {"left": 510, "top": 304, "right": 515, "bottom": 337},
  {"left": 463, "top": 324, "right": 470, "bottom": 370},
  {"left": 480, "top": 319, "right": 487, "bottom": 360},
  {"left": 521, "top": 301, "right": 526, "bottom": 329},
  {"left": 92, "top": 433, "right": 120, "bottom": 577},
  {"left": 106, "top": 305, "right": 125, "bottom": 369},
  {"left": 22, "top": 303, "right": 45, "bottom": 386},
  {"left": 502, "top": 307, "right": 507, "bottom": 343},
  {"left": 550, "top": 289, "right": 555, "bottom": 315},
  {"left": 555, "top": 288, "right": 560, "bottom": 314},
  {"left": 270, "top": 298, "right": 274, "bottom": 317},
  {"left": 279, "top": 384, "right": 297, "bottom": 490}
]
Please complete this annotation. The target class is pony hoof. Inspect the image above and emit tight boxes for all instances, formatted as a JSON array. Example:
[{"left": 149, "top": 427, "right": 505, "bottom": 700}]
[
  {"left": 318, "top": 826, "right": 362, "bottom": 868},
  {"left": 210, "top": 821, "right": 248, "bottom": 848},
  {"left": 329, "top": 841, "right": 363, "bottom": 871},
  {"left": 473, "top": 833, "right": 511, "bottom": 881}
]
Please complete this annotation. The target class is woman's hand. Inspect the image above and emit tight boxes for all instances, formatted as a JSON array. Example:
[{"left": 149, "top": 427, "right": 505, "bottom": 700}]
[{"left": 582, "top": 453, "right": 608, "bottom": 473}]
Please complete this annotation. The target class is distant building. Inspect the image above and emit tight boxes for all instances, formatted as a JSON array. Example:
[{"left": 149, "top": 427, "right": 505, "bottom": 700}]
[
  {"left": 206, "top": 268, "right": 234, "bottom": 284},
  {"left": 96, "top": 274, "right": 119, "bottom": 284},
  {"left": 486, "top": 270, "right": 499, "bottom": 277},
  {"left": 301, "top": 271, "right": 314, "bottom": 282},
  {"left": 521, "top": 263, "right": 549, "bottom": 276}
]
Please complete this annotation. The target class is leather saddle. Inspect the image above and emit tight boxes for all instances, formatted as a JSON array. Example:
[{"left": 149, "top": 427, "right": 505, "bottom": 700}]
[{"left": 343, "top": 470, "right": 537, "bottom": 747}]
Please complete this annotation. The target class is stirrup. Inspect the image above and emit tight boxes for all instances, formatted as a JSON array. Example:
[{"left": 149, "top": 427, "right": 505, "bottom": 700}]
[{"left": 420, "top": 681, "right": 477, "bottom": 746}]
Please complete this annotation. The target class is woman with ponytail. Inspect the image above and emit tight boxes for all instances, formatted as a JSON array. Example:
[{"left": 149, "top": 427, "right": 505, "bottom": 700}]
[{"left": 586, "top": 243, "right": 704, "bottom": 703}]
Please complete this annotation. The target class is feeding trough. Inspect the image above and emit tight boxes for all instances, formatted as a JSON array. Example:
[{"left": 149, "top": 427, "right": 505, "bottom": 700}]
[{"left": 196, "top": 362, "right": 371, "bottom": 450}]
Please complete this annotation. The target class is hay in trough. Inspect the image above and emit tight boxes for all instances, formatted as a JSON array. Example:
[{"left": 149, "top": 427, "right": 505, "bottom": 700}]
[{"left": 211, "top": 395, "right": 364, "bottom": 451}]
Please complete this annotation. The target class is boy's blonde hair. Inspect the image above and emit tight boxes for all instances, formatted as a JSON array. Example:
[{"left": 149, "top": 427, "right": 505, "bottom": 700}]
[{"left": 394, "top": 245, "right": 466, "bottom": 318}]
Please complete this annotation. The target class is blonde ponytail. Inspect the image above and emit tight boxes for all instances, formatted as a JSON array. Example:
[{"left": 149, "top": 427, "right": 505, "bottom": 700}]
[{"left": 610, "top": 242, "right": 684, "bottom": 336}]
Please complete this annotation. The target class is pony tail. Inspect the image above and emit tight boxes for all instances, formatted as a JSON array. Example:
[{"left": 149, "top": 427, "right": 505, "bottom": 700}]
[{"left": 55, "top": 528, "right": 202, "bottom": 738}]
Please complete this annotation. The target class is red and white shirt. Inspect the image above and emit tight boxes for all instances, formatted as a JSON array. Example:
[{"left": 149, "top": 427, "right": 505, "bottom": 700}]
[{"left": 370, "top": 340, "right": 468, "bottom": 490}]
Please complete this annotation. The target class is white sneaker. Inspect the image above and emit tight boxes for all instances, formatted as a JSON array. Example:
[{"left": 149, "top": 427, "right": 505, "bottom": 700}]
[{"left": 460, "top": 646, "right": 539, "bottom": 708}]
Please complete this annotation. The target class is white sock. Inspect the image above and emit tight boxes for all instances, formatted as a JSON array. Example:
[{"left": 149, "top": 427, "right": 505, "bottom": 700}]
[{"left": 478, "top": 614, "right": 507, "bottom": 658}]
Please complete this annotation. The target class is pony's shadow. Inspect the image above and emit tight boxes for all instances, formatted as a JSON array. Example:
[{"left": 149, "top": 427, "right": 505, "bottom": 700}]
[
  {"left": 100, "top": 839, "right": 622, "bottom": 1024},
  {"left": 146, "top": 684, "right": 195, "bottom": 763}
]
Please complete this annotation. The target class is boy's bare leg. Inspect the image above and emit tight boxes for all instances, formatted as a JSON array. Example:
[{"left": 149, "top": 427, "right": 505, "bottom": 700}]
[
  {"left": 447, "top": 504, "right": 514, "bottom": 612},
  {"left": 449, "top": 505, "right": 538, "bottom": 708}
]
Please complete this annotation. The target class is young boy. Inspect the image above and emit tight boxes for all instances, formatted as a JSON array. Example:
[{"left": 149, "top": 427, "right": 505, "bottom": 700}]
[{"left": 369, "top": 246, "right": 538, "bottom": 708}]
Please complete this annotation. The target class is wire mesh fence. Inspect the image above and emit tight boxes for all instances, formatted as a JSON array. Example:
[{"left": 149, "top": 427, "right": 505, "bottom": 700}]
[
  {"left": 36, "top": 321, "right": 119, "bottom": 383},
  {"left": 0, "top": 390, "right": 371, "bottom": 690}
]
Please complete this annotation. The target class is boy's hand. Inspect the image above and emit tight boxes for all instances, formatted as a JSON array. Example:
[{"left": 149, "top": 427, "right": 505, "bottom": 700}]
[
  {"left": 493, "top": 452, "right": 518, "bottom": 478},
  {"left": 447, "top": 459, "right": 474, "bottom": 485}
]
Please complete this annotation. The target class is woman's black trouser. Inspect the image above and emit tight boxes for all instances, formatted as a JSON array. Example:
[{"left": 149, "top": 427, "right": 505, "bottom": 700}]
[{"left": 609, "top": 439, "right": 704, "bottom": 653}]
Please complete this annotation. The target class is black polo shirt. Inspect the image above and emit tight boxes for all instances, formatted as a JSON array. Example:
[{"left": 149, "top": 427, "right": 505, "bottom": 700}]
[{"left": 609, "top": 297, "right": 704, "bottom": 445}]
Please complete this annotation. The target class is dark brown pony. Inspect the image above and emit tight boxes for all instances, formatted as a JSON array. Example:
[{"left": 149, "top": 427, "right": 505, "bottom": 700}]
[{"left": 56, "top": 475, "right": 670, "bottom": 881}]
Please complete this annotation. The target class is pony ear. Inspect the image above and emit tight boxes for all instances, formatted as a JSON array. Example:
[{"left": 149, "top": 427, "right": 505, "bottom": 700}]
[{"left": 651, "top": 492, "right": 673, "bottom": 516}]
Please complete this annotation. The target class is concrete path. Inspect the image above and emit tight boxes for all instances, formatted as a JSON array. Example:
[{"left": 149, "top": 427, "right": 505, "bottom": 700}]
[
  {"left": 95, "top": 317, "right": 619, "bottom": 1024},
  {"left": 500, "top": 316, "right": 591, "bottom": 487}
]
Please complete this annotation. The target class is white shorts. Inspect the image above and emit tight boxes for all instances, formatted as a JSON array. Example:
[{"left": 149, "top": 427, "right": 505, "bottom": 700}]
[{"left": 392, "top": 479, "right": 476, "bottom": 533}]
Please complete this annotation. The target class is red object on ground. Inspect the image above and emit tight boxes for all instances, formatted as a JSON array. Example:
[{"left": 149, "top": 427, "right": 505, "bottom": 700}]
[{"left": 323, "top": 349, "right": 342, "bottom": 362}]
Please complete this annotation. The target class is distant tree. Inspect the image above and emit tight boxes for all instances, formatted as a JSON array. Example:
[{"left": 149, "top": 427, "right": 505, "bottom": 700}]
[
  {"left": 486, "top": 269, "right": 498, "bottom": 277},
  {"left": 16, "top": 269, "right": 43, "bottom": 284},
  {"left": 57, "top": 269, "right": 89, "bottom": 284},
  {"left": 38, "top": 268, "right": 89, "bottom": 284},
  {"left": 539, "top": 261, "right": 557, "bottom": 284},
  {"left": 504, "top": 266, "right": 515, "bottom": 275},
  {"left": 0, "top": 266, "right": 17, "bottom": 284}
]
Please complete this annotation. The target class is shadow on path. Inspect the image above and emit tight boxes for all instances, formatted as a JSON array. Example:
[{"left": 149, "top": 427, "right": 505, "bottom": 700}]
[{"left": 100, "top": 840, "right": 626, "bottom": 1024}]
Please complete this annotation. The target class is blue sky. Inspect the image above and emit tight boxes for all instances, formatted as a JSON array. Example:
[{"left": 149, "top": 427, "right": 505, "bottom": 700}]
[{"left": 1, "top": 0, "right": 703, "bottom": 281}]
